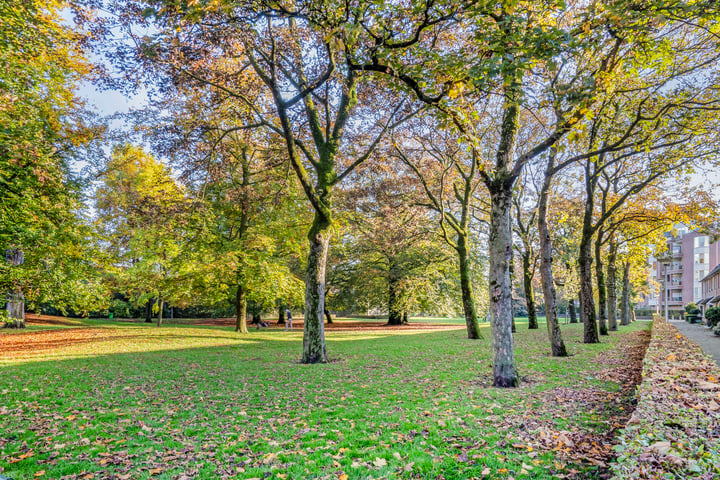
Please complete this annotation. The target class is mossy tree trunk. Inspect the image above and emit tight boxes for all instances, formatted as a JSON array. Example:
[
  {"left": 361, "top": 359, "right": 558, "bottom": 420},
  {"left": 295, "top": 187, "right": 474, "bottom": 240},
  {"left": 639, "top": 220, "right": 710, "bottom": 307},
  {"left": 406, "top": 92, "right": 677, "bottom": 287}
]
[
  {"left": 595, "top": 232, "right": 608, "bottom": 336},
  {"left": 457, "top": 236, "right": 481, "bottom": 338},
  {"left": 537, "top": 148, "right": 568, "bottom": 356},
  {"left": 606, "top": 236, "right": 618, "bottom": 332},
  {"left": 621, "top": 261, "right": 631, "bottom": 326}
]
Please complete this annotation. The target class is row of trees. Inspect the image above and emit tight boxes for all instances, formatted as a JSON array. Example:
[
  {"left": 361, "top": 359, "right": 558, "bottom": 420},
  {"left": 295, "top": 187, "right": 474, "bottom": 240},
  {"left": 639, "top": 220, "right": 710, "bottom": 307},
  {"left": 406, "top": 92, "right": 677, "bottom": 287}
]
[{"left": 3, "top": 1, "right": 720, "bottom": 389}]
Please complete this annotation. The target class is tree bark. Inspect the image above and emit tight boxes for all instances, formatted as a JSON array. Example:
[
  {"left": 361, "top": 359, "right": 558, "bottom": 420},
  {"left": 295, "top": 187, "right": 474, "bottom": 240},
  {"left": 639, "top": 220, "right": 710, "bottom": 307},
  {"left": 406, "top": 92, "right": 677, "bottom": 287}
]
[
  {"left": 569, "top": 300, "right": 577, "bottom": 323},
  {"left": 145, "top": 298, "right": 153, "bottom": 323},
  {"left": 522, "top": 251, "right": 538, "bottom": 329},
  {"left": 157, "top": 297, "right": 164, "bottom": 327},
  {"left": 488, "top": 181, "right": 518, "bottom": 387},
  {"left": 537, "top": 151, "right": 568, "bottom": 356},
  {"left": 387, "top": 273, "right": 403, "bottom": 325},
  {"left": 621, "top": 261, "right": 631, "bottom": 326},
  {"left": 236, "top": 285, "right": 249, "bottom": 333},
  {"left": 606, "top": 237, "right": 618, "bottom": 332},
  {"left": 457, "top": 236, "right": 482, "bottom": 338},
  {"left": 594, "top": 235, "right": 608, "bottom": 336},
  {"left": 402, "top": 311, "right": 409, "bottom": 324},
  {"left": 579, "top": 236, "right": 599, "bottom": 342},
  {"left": 324, "top": 307, "right": 333, "bottom": 324},
  {"left": 277, "top": 304, "right": 286, "bottom": 325},
  {"left": 6, "top": 291, "right": 25, "bottom": 328},
  {"left": 302, "top": 212, "right": 330, "bottom": 363},
  {"left": 578, "top": 294, "right": 584, "bottom": 323}
]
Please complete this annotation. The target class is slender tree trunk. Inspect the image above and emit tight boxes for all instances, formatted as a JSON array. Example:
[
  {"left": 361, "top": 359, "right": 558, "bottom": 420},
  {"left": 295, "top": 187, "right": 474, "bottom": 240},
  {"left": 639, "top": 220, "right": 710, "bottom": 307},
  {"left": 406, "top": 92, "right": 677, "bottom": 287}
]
[
  {"left": 277, "top": 304, "right": 285, "bottom": 325},
  {"left": 579, "top": 237, "right": 599, "bottom": 342},
  {"left": 522, "top": 252, "right": 538, "bottom": 329},
  {"left": 606, "top": 238, "right": 618, "bottom": 332},
  {"left": 595, "top": 236, "right": 608, "bottom": 336},
  {"left": 457, "top": 236, "right": 482, "bottom": 338},
  {"left": 145, "top": 298, "right": 153, "bottom": 323},
  {"left": 488, "top": 181, "right": 518, "bottom": 387},
  {"left": 302, "top": 213, "right": 330, "bottom": 363},
  {"left": 569, "top": 300, "right": 577, "bottom": 323},
  {"left": 537, "top": 152, "right": 568, "bottom": 356},
  {"left": 236, "top": 285, "right": 249, "bottom": 333},
  {"left": 621, "top": 261, "right": 631, "bottom": 326},
  {"left": 157, "top": 297, "right": 164, "bottom": 327},
  {"left": 324, "top": 307, "right": 333, "bottom": 324},
  {"left": 577, "top": 294, "right": 584, "bottom": 323},
  {"left": 387, "top": 274, "right": 403, "bottom": 325}
]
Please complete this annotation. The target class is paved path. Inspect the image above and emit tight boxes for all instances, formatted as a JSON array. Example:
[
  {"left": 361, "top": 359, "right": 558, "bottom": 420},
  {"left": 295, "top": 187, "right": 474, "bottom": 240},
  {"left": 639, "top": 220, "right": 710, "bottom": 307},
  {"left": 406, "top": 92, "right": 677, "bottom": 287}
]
[{"left": 669, "top": 320, "right": 720, "bottom": 365}]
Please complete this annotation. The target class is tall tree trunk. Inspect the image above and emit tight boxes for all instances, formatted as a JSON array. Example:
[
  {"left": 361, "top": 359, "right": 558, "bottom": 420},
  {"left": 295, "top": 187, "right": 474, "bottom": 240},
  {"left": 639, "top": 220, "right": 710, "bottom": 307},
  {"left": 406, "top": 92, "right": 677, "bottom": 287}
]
[
  {"left": 578, "top": 294, "right": 584, "bottom": 323},
  {"left": 145, "top": 298, "right": 153, "bottom": 323},
  {"left": 157, "top": 297, "right": 164, "bottom": 327},
  {"left": 594, "top": 235, "right": 608, "bottom": 336},
  {"left": 402, "top": 311, "right": 408, "bottom": 324},
  {"left": 569, "top": 300, "right": 577, "bottom": 323},
  {"left": 324, "top": 308, "right": 333, "bottom": 324},
  {"left": 302, "top": 213, "right": 330, "bottom": 363},
  {"left": 236, "top": 285, "right": 249, "bottom": 333},
  {"left": 621, "top": 261, "right": 631, "bottom": 326},
  {"left": 277, "top": 304, "right": 286, "bottom": 325},
  {"left": 457, "top": 236, "right": 482, "bottom": 338},
  {"left": 522, "top": 252, "right": 538, "bottom": 330},
  {"left": 537, "top": 151, "right": 568, "bottom": 356},
  {"left": 488, "top": 181, "right": 518, "bottom": 387},
  {"left": 387, "top": 273, "right": 402, "bottom": 325},
  {"left": 579, "top": 237, "right": 599, "bottom": 343},
  {"left": 606, "top": 238, "right": 618, "bottom": 332}
]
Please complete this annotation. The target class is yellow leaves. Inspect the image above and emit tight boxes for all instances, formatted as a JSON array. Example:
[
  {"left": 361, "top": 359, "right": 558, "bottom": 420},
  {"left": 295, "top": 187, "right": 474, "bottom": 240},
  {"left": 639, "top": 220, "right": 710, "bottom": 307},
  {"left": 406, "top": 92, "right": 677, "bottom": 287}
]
[
  {"left": 34, "top": 471, "right": 46, "bottom": 477},
  {"left": 666, "top": 353, "right": 677, "bottom": 361}
]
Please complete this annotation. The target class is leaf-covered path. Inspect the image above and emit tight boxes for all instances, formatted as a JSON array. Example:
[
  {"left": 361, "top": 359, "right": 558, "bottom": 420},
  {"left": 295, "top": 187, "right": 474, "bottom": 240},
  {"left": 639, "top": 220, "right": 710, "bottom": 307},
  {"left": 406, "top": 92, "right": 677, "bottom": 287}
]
[{"left": 1, "top": 319, "right": 649, "bottom": 479}]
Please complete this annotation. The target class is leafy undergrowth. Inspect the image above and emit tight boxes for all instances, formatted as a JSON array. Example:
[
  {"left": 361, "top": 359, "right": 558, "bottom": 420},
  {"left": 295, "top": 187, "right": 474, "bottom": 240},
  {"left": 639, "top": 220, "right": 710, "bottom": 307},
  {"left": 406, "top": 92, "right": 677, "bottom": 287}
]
[
  {"left": 610, "top": 318, "right": 720, "bottom": 479},
  {"left": 0, "top": 320, "right": 649, "bottom": 479}
]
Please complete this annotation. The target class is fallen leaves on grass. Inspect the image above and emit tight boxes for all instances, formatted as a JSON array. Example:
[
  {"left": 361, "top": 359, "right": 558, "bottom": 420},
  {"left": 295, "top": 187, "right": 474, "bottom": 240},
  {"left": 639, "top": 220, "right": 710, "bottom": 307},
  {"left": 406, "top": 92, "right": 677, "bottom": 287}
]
[{"left": 611, "top": 319, "right": 720, "bottom": 479}]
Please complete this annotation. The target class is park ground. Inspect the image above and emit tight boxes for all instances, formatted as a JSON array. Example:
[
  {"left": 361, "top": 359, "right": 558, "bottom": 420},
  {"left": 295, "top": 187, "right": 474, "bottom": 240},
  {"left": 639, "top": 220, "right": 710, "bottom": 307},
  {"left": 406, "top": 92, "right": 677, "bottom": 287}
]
[{"left": 0, "top": 316, "right": 650, "bottom": 479}]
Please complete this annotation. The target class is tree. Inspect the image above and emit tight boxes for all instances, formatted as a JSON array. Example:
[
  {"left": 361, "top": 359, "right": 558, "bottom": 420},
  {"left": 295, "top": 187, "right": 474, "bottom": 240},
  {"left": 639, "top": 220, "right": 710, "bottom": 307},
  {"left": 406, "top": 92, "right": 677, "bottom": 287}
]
[
  {"left": 1, "top": 0, "right": 104, "bottom": 325},
  {"left": 335, "top": 164, "right": 457, "bottom": 324},
  {"left": 391, "top": 115, "right": 486, "bottom": 338},
  {"left": 95, "top": 145, "right": 191, "bottom": 326},
  {"left": 105, "top": 1, "right": 425, "bottom": 362}
]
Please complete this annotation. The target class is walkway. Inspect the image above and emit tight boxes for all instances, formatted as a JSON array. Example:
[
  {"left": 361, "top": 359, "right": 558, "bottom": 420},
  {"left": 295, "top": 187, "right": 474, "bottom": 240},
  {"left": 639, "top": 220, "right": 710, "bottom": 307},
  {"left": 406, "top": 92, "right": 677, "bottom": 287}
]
[{"left": 669, "top": 319, "right": 720, "bottom": 365}]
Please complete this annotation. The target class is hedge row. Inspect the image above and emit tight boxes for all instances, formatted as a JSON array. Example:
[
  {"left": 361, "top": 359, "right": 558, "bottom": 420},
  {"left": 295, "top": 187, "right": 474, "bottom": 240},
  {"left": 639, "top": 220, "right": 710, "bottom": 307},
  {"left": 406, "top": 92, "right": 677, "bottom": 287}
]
[{"left": 610, "top": 317, "right": 720, "bottom": 479}]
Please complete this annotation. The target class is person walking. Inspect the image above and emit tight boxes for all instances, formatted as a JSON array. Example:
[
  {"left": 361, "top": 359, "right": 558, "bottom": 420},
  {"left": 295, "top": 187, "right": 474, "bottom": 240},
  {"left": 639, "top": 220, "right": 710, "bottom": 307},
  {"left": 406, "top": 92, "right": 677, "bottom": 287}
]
[{"left": 285, "top": 309, "right": 293, "bottom": 331}]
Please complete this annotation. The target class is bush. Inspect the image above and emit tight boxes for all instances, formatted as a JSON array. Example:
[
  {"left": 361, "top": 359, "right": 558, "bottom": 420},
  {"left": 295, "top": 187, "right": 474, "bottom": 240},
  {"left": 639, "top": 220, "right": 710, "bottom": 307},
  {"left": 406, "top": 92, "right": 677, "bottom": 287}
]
[
  {"left": 705, "top": 307, "right": 720, "bottom": 327},
  {"left": 685, "top": 303, "right": 700, "bottom": 315}
]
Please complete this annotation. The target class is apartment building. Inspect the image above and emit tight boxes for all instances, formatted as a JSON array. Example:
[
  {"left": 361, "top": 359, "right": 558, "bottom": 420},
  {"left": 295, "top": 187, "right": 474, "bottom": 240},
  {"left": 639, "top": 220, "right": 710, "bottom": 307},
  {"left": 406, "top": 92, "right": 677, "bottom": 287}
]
[
  {"left": 699, "top": 239, "right": 720, "bottom": 317},
  {"left": 643, "top": 227, "right": 712, "bottom": 317}
]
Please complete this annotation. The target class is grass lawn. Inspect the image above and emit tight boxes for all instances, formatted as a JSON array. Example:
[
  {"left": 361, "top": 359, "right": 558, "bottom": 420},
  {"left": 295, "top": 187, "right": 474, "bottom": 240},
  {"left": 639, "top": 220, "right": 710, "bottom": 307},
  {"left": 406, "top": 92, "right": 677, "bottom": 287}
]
[{"left": 0, "top": 319, "right": 649, "bottom": 479}]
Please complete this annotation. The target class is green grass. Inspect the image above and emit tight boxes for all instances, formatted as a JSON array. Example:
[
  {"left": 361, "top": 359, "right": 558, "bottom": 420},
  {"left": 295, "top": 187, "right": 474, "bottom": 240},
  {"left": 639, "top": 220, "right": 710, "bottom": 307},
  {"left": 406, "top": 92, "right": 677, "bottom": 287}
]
[{"left": 0, "top": 320, "right": 648, "bottom": 479}]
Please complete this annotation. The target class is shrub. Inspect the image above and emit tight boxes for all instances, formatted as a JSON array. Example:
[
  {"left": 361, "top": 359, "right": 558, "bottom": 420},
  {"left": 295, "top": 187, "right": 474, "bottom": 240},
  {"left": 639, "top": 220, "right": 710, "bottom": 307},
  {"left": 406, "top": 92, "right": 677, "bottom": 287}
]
[
  {"left": 706, "top": 307, "right": 720, "bottom": 327},
  {"left": 685, "top": 303, "right": 700, "bottom": 314}
]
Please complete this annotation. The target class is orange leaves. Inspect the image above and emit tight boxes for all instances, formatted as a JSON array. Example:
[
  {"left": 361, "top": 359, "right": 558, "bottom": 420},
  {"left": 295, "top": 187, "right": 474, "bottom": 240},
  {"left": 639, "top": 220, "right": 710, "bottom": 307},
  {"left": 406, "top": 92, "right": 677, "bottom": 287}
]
[{"left": 8, "top": 450, "right": 34, "bottom": 463}]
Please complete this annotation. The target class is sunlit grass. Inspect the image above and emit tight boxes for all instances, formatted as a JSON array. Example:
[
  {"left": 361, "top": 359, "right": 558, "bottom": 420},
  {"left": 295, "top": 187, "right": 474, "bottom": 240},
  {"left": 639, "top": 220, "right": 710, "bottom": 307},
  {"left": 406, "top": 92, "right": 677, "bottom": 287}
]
[{"left": 0, "top": 319, "right": 648, "bottom": 479}]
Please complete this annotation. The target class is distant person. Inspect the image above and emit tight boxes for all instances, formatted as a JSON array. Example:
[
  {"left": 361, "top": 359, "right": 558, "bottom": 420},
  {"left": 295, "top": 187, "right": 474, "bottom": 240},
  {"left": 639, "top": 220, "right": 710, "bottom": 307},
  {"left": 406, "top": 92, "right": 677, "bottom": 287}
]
[{"left": 285, "top": 309, "right": 292, "bottom": 331}]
